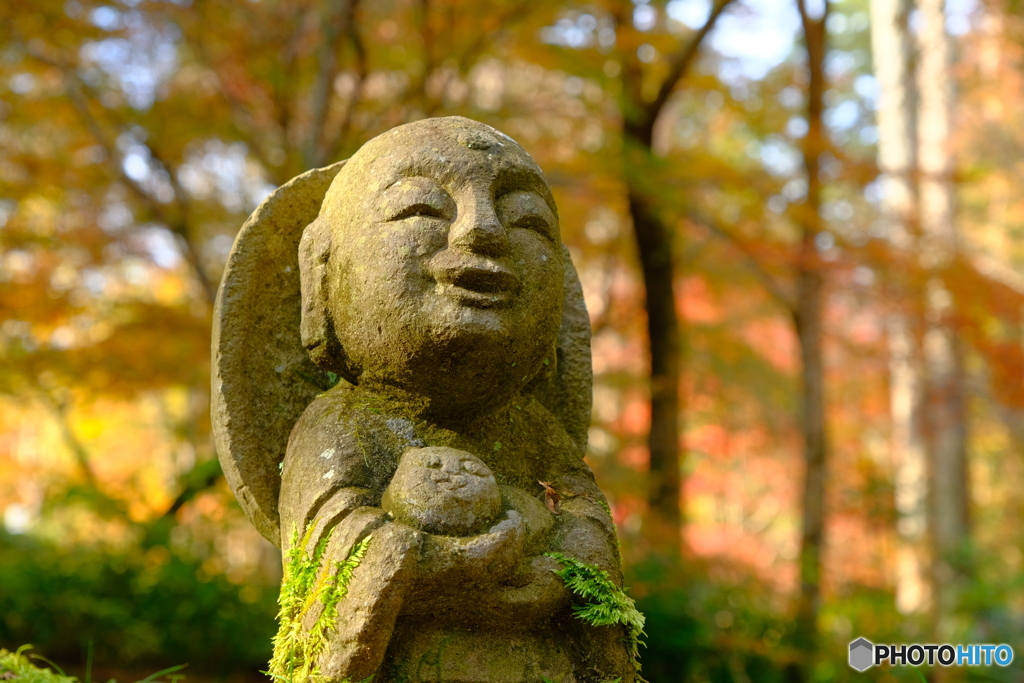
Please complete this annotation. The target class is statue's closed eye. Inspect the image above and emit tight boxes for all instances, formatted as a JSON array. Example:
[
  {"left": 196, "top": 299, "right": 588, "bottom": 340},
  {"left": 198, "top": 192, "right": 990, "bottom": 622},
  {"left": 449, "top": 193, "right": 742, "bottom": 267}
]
[
  {"left": 496, "top": 191, "right": 557, "bottom": 242},
  {"left": 509, "top": 214, "right": 551, "bottom": 235},
  {"left": 388, "top": 202, "right": 450, "bottom": 222},
  {"left": 461, "top": 460, "right": 493, "bottom": 478},
  {"left": 381, "top": 177, "right": 455, "bottom": 222}
]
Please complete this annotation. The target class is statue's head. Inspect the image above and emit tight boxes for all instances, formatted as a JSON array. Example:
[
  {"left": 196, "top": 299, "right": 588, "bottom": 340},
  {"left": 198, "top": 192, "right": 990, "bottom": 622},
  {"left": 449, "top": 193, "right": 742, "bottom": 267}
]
[
  {"left": 381, "top": 446, "right": 502, "bottom": 535},
  {"left": 299, "top": 117, "right": 563, "bottom": 417}
]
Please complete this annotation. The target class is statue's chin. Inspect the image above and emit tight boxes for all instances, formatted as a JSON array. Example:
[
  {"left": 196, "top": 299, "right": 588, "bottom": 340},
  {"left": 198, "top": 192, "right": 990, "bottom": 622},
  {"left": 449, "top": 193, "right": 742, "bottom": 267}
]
[
  {"left": 352, "top": 338, "right": 545, "bottom": 419},
  {"left": 336, "top": 287, "right": 559, "bottom": 417}
]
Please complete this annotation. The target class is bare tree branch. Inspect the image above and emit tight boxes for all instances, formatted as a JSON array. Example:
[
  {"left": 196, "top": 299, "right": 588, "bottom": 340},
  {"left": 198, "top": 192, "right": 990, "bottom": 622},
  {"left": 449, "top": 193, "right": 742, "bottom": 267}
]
[
  {"left": 21, "top": 42, "right": 217, "bottom": 303},
  {"left": 690, "top": 210, "right": 795, "bottom": 310},
  {"left": 33, "top": 384, "right": 97, "bottom": 487},
  {"left": 70, "top": 86, "right": 217, "bottom": 304},
  {"left": 643, "top": 0, "right": 737, "bottom": 126},
  {"left": 161, "top": 460, "right": 222, "bottom": 519},
  {"left": 306, "top": 0, "right": 357, "bottom": 168}
]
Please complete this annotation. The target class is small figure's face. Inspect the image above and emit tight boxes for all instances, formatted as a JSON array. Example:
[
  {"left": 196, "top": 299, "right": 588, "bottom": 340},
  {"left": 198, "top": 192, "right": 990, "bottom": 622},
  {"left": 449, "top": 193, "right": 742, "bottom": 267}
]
[
  {"left": 318, "top": 118, "right": 563, "bottom": 414},
  {"left": 411, "top": 449, "right": 497, "bottom": 499},
  {"left": 382, "top": 446, "right": 503, "bottom": 536}
]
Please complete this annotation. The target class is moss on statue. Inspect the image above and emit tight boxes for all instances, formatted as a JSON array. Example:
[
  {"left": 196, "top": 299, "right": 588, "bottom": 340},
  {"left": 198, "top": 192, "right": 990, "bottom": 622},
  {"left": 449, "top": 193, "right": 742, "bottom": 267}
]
[
  {"left": 268, "top": 526, "right": 371, "bottom": 683},
  {"left": 546, "top": 553, "right": 647, "bottom": 682}
]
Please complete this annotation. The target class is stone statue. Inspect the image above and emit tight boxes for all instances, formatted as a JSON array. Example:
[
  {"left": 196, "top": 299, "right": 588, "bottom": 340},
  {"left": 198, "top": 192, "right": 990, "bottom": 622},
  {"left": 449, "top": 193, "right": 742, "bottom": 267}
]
[{"left": 212, "top": 117, "right": 635, "bottom": 683}]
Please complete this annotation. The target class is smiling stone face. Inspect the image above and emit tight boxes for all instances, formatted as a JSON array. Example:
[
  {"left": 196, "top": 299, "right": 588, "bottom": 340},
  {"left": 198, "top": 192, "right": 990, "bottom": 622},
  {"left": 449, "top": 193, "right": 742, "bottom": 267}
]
[
  {"left": 381, "top": 446, "right": 502, "bottom": 536},
  {"left": 301, "top": 117, "right": 564, "bottom": 418}
]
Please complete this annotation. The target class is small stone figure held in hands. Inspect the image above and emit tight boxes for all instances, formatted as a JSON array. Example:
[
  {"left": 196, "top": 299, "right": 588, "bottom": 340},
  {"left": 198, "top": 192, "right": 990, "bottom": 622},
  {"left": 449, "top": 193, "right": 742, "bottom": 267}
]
[{"left": 382, "top": 447, "right": 502, "bottom": 537}]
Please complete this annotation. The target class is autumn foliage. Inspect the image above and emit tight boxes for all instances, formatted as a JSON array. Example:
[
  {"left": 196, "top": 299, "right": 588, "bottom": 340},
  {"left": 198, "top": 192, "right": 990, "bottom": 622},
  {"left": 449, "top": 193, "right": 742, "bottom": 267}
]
[{"left": 2, "top": 0, "right": 1024, "bottom": 681}]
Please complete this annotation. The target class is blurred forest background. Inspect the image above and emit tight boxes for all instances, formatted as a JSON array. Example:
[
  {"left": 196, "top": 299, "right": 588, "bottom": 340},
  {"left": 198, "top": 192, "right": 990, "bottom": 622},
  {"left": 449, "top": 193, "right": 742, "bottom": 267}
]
[{"left": 2, "top": 0, "right": 1023, "bottom": 681}]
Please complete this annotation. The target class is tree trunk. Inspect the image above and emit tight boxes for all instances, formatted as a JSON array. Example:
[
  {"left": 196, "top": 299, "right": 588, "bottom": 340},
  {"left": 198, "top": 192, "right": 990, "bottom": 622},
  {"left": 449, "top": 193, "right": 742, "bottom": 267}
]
[
  {"left": 916, "top": 0, "right": 970, "bottom": 645},
  {"left": 789, "top": 2, "right": 829, "bottom": 679},
  {"left": 626, "top": 178, "right": 683, "bottom": 544},
  {"left": 869, "top": 0, "right": 930, "bottom": 615},
  {"left": 616, "top": 0, "right": 736, "bottom": 554},
  {"left": 306, "top": 0, "right": 357, "bottom": 169}
]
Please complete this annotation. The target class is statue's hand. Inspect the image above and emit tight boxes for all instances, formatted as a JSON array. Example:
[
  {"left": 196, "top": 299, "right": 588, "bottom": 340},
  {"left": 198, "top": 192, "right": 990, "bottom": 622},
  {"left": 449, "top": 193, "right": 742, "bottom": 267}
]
[
  {"left": 427, "top": 554, "right": 568, "bottom": 624},
  {"left": 415, "top": 509, "right": 526, "bottom": 586},
  {"left": 487, "top": 508, "right": 527, "bottom": 565},
  {"left": 403, "top": 516, "right": 571, "bottom": 623},
  {"left": 493, "top": 554, "right": 570, "bottom": 612}
]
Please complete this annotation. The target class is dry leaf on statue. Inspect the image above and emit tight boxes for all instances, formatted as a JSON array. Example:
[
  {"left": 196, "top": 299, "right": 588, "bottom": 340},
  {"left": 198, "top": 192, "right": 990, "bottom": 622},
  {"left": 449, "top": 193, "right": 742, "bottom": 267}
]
[{"left": 538, "top": 480, "right": 561, "bottom": 514}]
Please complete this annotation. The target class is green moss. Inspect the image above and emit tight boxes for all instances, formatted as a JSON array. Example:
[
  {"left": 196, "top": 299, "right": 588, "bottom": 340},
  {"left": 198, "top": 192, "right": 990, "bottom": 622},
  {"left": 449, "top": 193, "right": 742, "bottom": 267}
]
[
  {"left": 545, "top": 553, "right": 646, "bottom": 682},
  {"left": 0, "top": 648, "right": 185, "bottom": 683},
  {"left": 385, "top": 658, "right": 409, "bottom": 683},
  {"left": 0, "top": 648, "right": 78, "bottom": 683},
  {"left": 296, "top": 367, "right": 339, "bottom": 393},
  {"left": 413, "top": 634, "right": 454, "bottom": 683},
  {"left": 267, "top": 526, "right": 371, "bottom": 683}
]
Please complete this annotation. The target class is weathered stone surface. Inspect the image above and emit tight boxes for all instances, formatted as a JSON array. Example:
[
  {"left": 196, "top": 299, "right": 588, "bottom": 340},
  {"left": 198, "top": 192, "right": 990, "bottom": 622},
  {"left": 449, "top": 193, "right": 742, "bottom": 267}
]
[
  {"left": 213, "top": 117, "right": 630, "bottom": 683},
  {"left": 212, "top": 160, "right": 346, "bottom": 545}
]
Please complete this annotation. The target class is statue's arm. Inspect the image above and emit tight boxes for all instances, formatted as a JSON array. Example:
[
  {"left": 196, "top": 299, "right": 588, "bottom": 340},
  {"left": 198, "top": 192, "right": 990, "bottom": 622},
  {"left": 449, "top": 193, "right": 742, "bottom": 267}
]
[
  {"left": 547, "top": 468, "right": 623, "bottom": 582},
  {"left": 279, "top": 399, "right": 417, "bottom": 683},
  {"left": 279, "top": 411, "right": 383, "bottom": 551},
  {"left": 546, "top": 466, "right": 636, "bottom": 683}
]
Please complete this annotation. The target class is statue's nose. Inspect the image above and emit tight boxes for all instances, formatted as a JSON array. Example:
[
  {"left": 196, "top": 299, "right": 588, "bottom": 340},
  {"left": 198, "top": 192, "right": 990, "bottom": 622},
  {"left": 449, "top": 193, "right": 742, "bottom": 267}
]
[{"left": 448, "top": 196, "right": 509, "bottom": 258}]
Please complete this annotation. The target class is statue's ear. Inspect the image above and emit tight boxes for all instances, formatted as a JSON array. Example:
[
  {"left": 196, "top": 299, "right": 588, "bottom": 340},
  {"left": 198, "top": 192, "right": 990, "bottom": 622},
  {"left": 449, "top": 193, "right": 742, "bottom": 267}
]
[
  {"left": 299, "top": 217, "right": 335, "bottom": 367},
  {"left": 299, "top": 217, "right": 358, "bottom": 381}
]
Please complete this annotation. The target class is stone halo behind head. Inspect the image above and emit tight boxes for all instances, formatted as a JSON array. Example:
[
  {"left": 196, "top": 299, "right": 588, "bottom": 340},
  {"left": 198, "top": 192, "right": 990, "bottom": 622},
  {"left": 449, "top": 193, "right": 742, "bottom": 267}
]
[{"left": 211, "top": 119, "right": 592, "bottom": 547}]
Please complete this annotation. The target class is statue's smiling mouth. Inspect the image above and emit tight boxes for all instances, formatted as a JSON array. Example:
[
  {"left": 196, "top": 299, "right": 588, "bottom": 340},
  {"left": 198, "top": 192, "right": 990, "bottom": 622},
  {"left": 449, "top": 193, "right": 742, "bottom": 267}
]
[
  {"left": 429, "top": 472, "right": 468, "bottom": 490},
  {"left": 429, "top": 253, "right": 520, "bottom": 307}
]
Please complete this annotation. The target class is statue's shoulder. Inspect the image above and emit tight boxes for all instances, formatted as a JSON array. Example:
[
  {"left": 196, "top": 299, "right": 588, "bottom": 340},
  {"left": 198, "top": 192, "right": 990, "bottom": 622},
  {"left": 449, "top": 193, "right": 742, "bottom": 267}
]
[
  {"left": 281, "top": 385, "right": 386, "bottom": 513},
  {"left": 515, "top": 395, "right": 589, "bottom": 472},
  {"left": 286, "top": 384, "right": 417, "bottom": 488},
  {"left": 520, "top": 394, "right": 577, "bottom": 440},
  {"left": 286, "top": 383, "right": 370, "bottom": 458}
]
